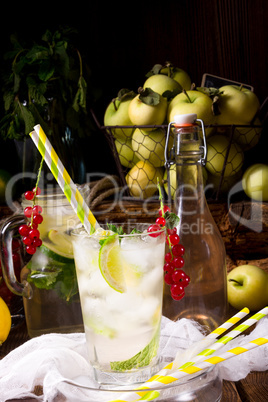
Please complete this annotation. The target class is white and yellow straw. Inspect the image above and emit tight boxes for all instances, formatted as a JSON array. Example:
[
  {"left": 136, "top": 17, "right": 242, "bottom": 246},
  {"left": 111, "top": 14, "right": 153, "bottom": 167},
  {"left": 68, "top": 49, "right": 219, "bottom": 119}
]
[
  {"left": 30, "top": 124, "right": 99, "bottom": 234},
  {"left": 108, "top": 307, "right": 267, "bottom": 402}
]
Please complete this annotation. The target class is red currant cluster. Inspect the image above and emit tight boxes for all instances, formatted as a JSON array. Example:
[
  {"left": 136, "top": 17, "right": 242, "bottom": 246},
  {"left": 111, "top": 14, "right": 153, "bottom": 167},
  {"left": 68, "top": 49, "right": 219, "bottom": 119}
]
[
  {"left": 18, "top": 187, "right": 43, "bottom": 255},
  {"left": 147, "top": 205, "right": 190, "bottom": 301}
]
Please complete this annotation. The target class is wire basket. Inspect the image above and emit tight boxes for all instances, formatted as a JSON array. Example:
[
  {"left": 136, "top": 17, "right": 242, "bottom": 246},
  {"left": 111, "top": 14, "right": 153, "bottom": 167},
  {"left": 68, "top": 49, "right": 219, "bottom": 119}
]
[{"left": 99, "top": 120, "right": 263, "bottom": 202}]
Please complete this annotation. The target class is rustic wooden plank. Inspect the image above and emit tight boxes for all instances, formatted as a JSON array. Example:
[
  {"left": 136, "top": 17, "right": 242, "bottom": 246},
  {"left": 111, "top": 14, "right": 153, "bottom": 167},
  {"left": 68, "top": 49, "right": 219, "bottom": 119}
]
[
  {"left": 221, "top": 380, "right": 243, "bottom": 402},
  {"left": 236, "top": 371, "right": 268, "bottom": 402}
]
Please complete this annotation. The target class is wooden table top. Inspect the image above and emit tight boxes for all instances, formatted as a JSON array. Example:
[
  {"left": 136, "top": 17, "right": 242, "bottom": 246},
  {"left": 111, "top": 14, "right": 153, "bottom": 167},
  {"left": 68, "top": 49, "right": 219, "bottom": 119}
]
[{"left": 1, "top": 319, "right": 267, "bottom": 401}]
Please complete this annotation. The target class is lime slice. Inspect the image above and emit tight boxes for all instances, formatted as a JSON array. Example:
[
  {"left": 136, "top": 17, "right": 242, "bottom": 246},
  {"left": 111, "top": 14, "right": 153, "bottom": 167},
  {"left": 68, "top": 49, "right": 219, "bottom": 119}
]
[
  {"left": 99, "top": 236, "right": 126, "bottom": 293},
  {"left": 40, "top": 230, "right": 74, "bottom": 263}
]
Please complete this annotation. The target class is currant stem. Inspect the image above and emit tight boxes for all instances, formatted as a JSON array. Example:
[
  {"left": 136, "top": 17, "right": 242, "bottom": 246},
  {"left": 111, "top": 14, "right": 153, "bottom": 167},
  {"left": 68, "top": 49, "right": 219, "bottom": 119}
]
[{"left": 30, "top": 157, "right": 44, "bottom": 228}]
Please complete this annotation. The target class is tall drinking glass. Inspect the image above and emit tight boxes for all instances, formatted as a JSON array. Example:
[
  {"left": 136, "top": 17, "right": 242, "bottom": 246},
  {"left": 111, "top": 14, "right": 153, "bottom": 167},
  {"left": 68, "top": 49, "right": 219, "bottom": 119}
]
[{"left": 71, "top": 223, "right": 165, "bottom": 385}]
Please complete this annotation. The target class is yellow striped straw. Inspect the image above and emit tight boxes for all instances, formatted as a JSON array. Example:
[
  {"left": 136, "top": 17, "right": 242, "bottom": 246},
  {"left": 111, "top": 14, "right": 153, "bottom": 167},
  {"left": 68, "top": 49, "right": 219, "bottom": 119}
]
[
  {"left": 108, "top": 307, "right": 268, "bottom": 402},
  {"left": 109, "top": 335, "right": 268, "bottom": 402},
  {"left": 181, "top": 306, "right": 268, "bottom": 367},
  {"left": 154, "top": 307, "right": 250, "bottom": 379},
  {"left": 30, "top": 124, "right": 99, "bottom": 234}
]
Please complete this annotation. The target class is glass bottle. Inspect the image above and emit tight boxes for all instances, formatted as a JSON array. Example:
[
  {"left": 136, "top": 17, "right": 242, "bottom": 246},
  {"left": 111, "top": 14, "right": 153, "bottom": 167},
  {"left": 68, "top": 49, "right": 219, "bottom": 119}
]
[{"left": 163, "top": 113, "right": 228, "bottom": 331}]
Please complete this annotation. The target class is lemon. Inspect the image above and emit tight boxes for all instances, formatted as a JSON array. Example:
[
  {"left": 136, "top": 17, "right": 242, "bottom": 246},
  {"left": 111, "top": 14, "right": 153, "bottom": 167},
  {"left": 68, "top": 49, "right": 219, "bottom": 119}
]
[
  {"left": 99, "top": 236, "right": 126, "bottom": 293},
  {"left": 0, "top": 297, "right": 12, "bottom": 344},
  {"left": 40, "top": 230, "right": 74, "bottom": 263}
]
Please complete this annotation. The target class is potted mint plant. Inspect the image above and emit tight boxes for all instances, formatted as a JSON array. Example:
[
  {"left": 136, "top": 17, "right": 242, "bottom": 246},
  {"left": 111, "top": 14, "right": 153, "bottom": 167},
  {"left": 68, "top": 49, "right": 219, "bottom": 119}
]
[{"left": 0, "top": 27, "right": 96, "bottom": 184}]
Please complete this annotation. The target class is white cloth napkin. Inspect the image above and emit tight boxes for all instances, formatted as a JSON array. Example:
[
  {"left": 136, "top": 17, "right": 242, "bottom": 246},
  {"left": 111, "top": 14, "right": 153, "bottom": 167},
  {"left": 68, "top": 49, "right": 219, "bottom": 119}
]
[{"left": 0, "top": 316, "right": 267, "bottom": 402}]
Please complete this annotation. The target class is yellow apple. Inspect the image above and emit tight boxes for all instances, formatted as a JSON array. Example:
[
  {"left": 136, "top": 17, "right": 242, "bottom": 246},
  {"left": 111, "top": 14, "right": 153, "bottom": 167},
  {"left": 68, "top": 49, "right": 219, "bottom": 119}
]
[
  {"left": 167, "top": 90, "right": 216, "bottom": 132},
  {"left": 104, "top": 94, "right": 135, "bottom": 140},
  {"left": 115, "top": 138, "right": 140, "bottom": 168},
  {"left": 232, "top": 118, "right": 262, "bottom": 151},
  {"left": 216, "top": 85, "right": 260, "bottom": 125},
  {"left": 131, "top": 127, "right": 166, "bottom": 167},
  {"left": 206, "top": 135, "right": 244, "bottom": 177},
  {"left": 143, "top": 74, "right": 182, "bottom": 96},
  {"left": 126, "top": 160, "right": 164, "bottom": 198},
  {"left": 160, "top": 65, "right": 192, "bottom": 90},
  {"left": 242, "top": 163, "right": 268, "bottom": 201},
  {"left": 128, "top": 90, "right": 167, "bottom": 128}
]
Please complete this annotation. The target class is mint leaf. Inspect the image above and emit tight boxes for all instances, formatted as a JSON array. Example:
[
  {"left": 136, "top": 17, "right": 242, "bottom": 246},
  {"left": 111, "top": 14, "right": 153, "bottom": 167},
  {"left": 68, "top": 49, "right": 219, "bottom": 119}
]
[
  {"left": 110, "top": 326, "right": 160, "bottom": 371},
  {"left": 107, "top": 224, "right": 124, "bottom": 236},
  {"left": 27, "top": 259, "right": 79, "bottom": 302},
  {"left": 164, "top": 211, "right": 180, "bottom": 230}
]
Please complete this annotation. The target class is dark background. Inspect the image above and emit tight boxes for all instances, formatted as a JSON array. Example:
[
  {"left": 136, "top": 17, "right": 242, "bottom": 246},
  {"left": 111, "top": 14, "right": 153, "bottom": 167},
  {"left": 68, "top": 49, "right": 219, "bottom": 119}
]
[{"left": 0, "top": 0, "right": 267, "bottom": 182}]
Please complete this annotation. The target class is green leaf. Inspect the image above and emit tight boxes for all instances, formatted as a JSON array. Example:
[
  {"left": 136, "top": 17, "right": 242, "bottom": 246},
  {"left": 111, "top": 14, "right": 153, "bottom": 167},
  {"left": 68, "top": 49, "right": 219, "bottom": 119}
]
[
  {"left": 26, "top": 45, "right": 49, "bottom": 62},
  {"left": 38, "top": 60, "right": 55, "bottom": 81},
  {"left": 164, "top": 211, "right": 180, "bottom": 230},
  {"left": 72, "top": 76, "right": 87, "bottom": 112},
  {"left": 20, "top": 105, "right": 35, "bottom": 134},
  {"left": 138, "top": 87, "right": 161, "bottom": 106},
  {"left": 110, "top": 326, "right": 160, "bottom": 371},
  {"left": 145, "top": 64, "right": 163, "bottom": 78}
]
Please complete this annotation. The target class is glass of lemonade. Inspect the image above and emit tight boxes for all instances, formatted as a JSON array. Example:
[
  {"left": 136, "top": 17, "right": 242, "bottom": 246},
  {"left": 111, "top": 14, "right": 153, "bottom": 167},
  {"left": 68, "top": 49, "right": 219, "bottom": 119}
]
[{"left": 71, "top": 222, "right": 165, "bottom": 385}]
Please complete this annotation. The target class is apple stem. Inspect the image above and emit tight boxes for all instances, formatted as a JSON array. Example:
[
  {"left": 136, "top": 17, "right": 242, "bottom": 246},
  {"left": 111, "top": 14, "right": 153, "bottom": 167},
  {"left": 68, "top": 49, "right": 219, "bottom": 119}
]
[
  {"left": 112, "top": 98, "right": 118, "bottom": 111},
  {"left": 228, "top": 278, "right": 242, "bottom": 285},
  {"left": 183, "top": 89, "right": 192, "bottom": 103},
  {"left": 239, "top": 84, "right": 244, "bottom": 91}
]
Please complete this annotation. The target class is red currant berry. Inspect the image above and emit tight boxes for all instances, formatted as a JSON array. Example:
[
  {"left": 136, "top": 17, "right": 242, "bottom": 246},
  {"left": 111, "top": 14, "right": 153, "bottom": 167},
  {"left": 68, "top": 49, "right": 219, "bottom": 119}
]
[
  {"left": 28, "top": 222, "right": 38, "bottom": 230},
  {"left": 32, "top": 205, "right": 42, "bottom": 215},
  {"left": 158, "top": 205, "right": 170, "bottom": 217},
  {"left": 171, "top": 284, "right": 185, "bottom": 296},
  {"left": 19, "top": 225, "right": 30, "bottom": 236},
  {"left": 172, "top": 292, "right": 185, "bottom": 301},
  {"left": 32, "top": 238, "right": 42, "bottom": 247},
  {"left": 24, "top": 207, "right": 33, "bottom": 218},
  {"left": 164, "top": 272, "right": 174, "bottom": 285},
  {"left": 26, "top": 245, "right": 36, "bottom": 255},
  {"left": 156, "top": 217, "right": 166, "bottom": 226},
  {"left": 165, "top": 252, "right": 172, "bottom": 263},
  {"left": 22, "top": 236, "right": 33, "bottom": 246},
  {"left": 174, "top": 257, "right": 184, "bottom": 268},
  {"left": 29, "top": 229, "right": 40, "bottom": 239},
  {"left": 167, "top": 227, "right": 177, "bottom": 235},
  {"left": 164, "top": 261, "right": 175, "bottom": 273},
  {"left": 180, "top": 272, "right": 190, "bottom": 287},
  {"left": 33, "top": 214, "right": 43, "bottom": 224},
  {"left": 24, "top": 191, "right": 34, "bottom": 200},
  {"left": 33, "top": 187, "right": 41, "bottom": 195},
  {"left": 169, "top": 234, "right": 180, "bottom": 246},
  {"left": 147, "top": 224, "right": 161, "bottom": 237},
  {"left": 172, "top": 244, "right": 185, "bottom": 257},
  {"left": 172, "top": 269, "right": 185, "bottom": 283}
]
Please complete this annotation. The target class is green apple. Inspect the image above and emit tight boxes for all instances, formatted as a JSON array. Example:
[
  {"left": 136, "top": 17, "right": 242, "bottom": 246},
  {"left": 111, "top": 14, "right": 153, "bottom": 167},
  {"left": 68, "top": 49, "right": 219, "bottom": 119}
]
[
  {"left": 115, "top": 138, "right": 140, "bottom": 168},
  {"left": 160, "top": 65, "right": 192, "bottom": 90},
  {"left": 227, "top": 264, "right": 268, "bottom": 311},
  {"left": 131, "top": 127, "right": 166, "bottom": 167},
  {"left": 163, "top": 164, "right": 208, "bottom": 199},
  {"left": 206, "top": 135, "right": 244, "bottom": 177},
  {"left": 167, "top": 90, "right": 216, "bottom": 135},
  {"left": 104, "top": 90, "right": 136, "bottom": 140},
  {"left": 242, "top": 163, "right": 268, "bottom": 201},
  {"left": 232, "top": 117, "right": 262, "bottom": 151},
  {"left": 216, "top": 85, "right": 260, "bottom": 125},
  {"left": 128, "top": 88, "right": 167, "bottom": 128},
  {"left": 126, "top": 160, "right": 164, "bottom": 198},
  {"left": 143, "top": 74, "right": 182, "bottom": 97}
]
